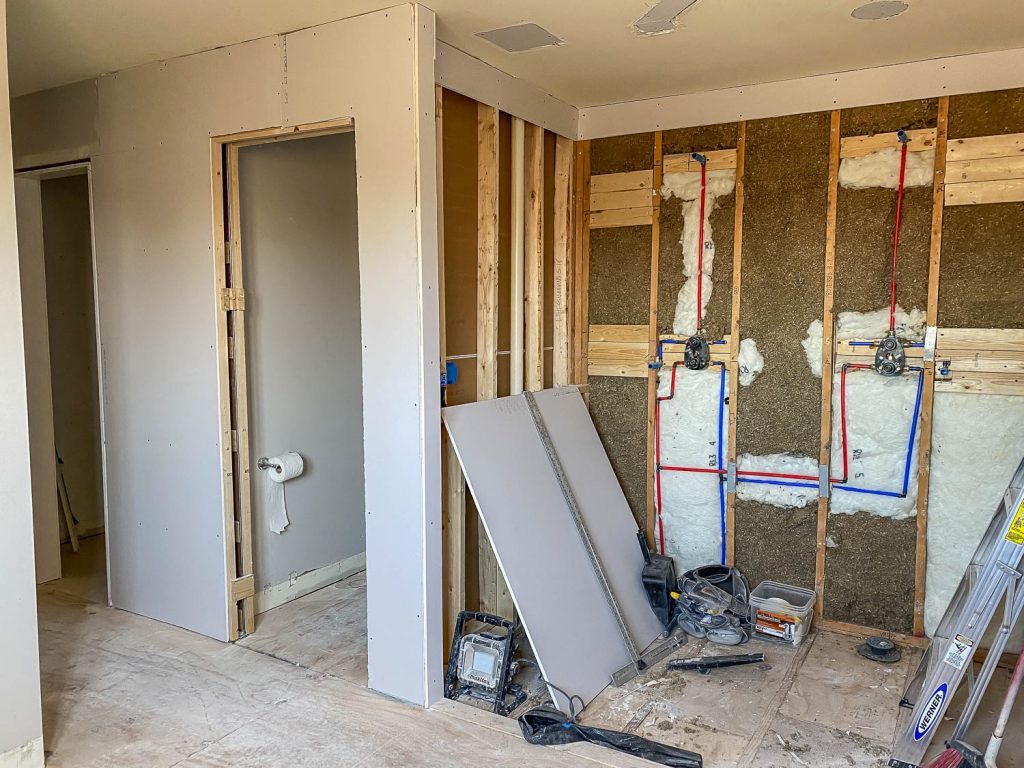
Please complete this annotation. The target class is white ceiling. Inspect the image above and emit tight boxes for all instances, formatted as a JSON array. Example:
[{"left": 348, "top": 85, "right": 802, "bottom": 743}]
[{"left": 8, "top": 1, "right": 1024, "bottom": 106}]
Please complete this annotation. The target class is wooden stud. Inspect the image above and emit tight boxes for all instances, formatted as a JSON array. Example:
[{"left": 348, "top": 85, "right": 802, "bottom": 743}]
[
  {"left": 476, "top": 103, "right": 500, "bottom": 614},
  {"left": 662, "top": 148, "right": 738, "bottom": 173},
  {"left": 646, "top": 131, "right": 663, "bottom": 546},
  {"left": 946, "top": 132, "right": 1024, "bottom": 162},
  {"left": 573, "top": 141, "right": 591, "bottom": 385},
  {"left": 820, "top": 618, "right": 930, "bottom": 649},
  {"left": 937, "top": 328, "right": 1024, "bottom": 352},
  {"left": 553, "top": 136, "right": 573, "bottom": 387},
  {"left": 946, "top": 155, "right": 1024, "bottom": 184},
  {"left": 913, "top": 95, "right": 948, "bottom": 636},
  {"left": 525, "top": 123, "right": 545, "bottom": 392},
  {"left": 944, "top": 178, "right": 1024, "bottom": 206},
  {"left": 588, "top": 206, "right": 655, "bottom": 229},
  {"left": 814, "top": 110, "right": 841, "bottom": 625},
  {"left": 590, "top": 169, "right": 653, "bottom": 193},
  {"left": 226, "top": 144, "right": 255, "bottom": 638},
  {"left": 726, "top": 122, "right": 746, "bottom": 566}
]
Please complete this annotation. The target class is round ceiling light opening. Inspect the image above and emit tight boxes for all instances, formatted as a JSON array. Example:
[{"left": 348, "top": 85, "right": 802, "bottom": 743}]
[{"left": 851, "top": 1, "right": 909, "bottom": 20}]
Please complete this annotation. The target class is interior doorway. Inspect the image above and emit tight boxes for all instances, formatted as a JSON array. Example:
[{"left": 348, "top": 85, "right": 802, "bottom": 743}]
[
  {"left": 15, "top": 163, "right": 108, "bottom": 606},
  {"left": 217, "top": 125, "right": 369, "bottom": 682}
]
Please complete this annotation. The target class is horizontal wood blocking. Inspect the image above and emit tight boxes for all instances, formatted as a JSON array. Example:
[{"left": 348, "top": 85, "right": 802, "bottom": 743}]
[
  {"left": 935, "top": 328, "right": 1024, "bottom": 396},
  {"left": 586, "top": 326, "right": 734, "bottom": 377},
  {"left": 835, "top": 338, "right": 925, "bottom": 363},
  {"left": 588, "top": 170, "right": 655, "bottom": 229},
  {"left": 839, "top": 128, "right": 936, "bottom": 158},
  {"left": 663, "top": 148, "right": 738, "bottom": 174},
  {"left": 589, "top": 206, "right": 654, "bottom": 229},
  {"left": 945, "top": 133, "right": 1024, "bottom": 206}
]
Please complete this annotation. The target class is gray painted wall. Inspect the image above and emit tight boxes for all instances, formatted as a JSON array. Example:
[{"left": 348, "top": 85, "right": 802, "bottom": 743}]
[
  {"left": 0, "top": 4, "right": 45, "bottom": 761},
  {"left": 239, "top": 132, "right": 365, "bottom": 593},
  {"left": 42, "top": 175, "right": 104, "bottom": 536}
]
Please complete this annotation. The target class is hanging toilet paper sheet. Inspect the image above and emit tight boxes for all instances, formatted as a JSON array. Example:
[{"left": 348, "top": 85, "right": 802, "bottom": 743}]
[{"left": 263, "top": 452, "right": 304, "bottom": 534}]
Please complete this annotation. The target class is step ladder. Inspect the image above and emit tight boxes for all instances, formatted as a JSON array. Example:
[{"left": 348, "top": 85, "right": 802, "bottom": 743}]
[{"left": 889, "top": 456, "right": 1024, "bottom": 768}]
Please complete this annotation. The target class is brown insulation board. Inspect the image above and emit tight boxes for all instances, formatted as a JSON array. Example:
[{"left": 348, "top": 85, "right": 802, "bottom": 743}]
[
  {"left": 940, "top": 88, "right": 1024, "bottom": 329},
  {"left": 588, "top": 376, "right": 649, "bottom": 527},
  {"left": 824, "top": 512, "right": 917, "bottom": 633},
  {"left": 586, "top": 134, "right": 654, "bottom": 524},
  {"left": 824, "top": 100, "right": 936, "bottom": 630},
  {"left": 658, "top": 123, "right": 739, "bottom": 337},
  {"left": 733, "top": 112, "right": 830, "bottom": 592},
  {"left": 441, "top": 89, "right": 478, "bottom": 406}
]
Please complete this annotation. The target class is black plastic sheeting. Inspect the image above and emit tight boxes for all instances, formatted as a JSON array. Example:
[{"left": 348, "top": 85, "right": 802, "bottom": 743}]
[{"left": 518, "top": 706, "right": 703, "bottom": 767}]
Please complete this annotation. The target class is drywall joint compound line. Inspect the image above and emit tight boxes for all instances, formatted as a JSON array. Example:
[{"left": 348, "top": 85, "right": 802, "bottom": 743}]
[{"left": 523, "top": 390, "right": 642, "bottom": 665}]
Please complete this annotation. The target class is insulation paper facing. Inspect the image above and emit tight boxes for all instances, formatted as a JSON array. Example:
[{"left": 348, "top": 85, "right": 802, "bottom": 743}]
[
  {"left": 656, "top": 366, "right": 728, "bottom": 570},
  {"left": 839, "top": 148, "right": 935, "bottom": 190},
  {"left": 925, "top": 393, "right": 1024, "bottom": 652},
  {"left": 661, "top": 170, "right": 736, "bottom": 336}
]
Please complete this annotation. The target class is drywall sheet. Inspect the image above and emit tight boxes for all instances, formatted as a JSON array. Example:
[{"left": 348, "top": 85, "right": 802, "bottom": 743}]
[{"left": 443, "top": 386, "right": 662, "bottom": 710}]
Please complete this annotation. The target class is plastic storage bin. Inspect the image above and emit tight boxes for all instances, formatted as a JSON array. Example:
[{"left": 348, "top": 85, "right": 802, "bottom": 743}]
[{"left": 749, "top": 581, "right": 816, "bottom": 646}]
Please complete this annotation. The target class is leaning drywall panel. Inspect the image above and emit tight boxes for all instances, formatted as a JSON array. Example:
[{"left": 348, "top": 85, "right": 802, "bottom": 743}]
[
  {"left": 0, "top": 3, "right": 44, "bottom": 756},
  {"left": 239, "top": 134, "right": 365, "bottom": 596},
  {"left": 14, "top": 176, "right": 61, "bottom": 584},
  {"left": 443, "top": 388, "right": 661, "bottom": 710}
]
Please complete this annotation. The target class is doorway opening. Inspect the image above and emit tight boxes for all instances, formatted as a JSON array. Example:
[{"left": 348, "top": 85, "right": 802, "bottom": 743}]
[
  {"left": 215, "top": 123, "right": 368, "bottom": 684},
  {"left": 16, "top": 163, "right": 108, "bottom": 606}
]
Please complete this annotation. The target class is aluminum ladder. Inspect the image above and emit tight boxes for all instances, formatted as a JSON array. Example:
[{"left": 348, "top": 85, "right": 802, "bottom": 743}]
[{"left": 889, "top": 455, "right": 1024, "bottom": 767}]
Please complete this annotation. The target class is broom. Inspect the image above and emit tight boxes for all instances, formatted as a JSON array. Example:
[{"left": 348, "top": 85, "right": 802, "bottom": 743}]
[{"left": 923, "top": 646, "right": 1024, "bottom": 768}]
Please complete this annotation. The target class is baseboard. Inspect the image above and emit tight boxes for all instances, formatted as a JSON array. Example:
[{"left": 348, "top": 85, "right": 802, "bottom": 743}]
[
  {"left": 0, "top": 737, "right": 44, "bottom": 768},
  {"left": 255, "top": 551, "right": 366, "bottom": 615}
]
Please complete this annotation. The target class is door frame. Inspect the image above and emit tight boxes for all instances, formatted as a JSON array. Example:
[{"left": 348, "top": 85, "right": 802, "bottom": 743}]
[
  {"left": 210, "top": 118, "right": 355, "bottom": 640},
  {"left": 15, "top": 161, "right": 110, "bottom": 599}
]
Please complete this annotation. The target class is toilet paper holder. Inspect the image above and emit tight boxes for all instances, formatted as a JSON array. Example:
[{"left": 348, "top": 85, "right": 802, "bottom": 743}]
[{"left": 257, "top": 457, "right": 282, "bottom": 472}]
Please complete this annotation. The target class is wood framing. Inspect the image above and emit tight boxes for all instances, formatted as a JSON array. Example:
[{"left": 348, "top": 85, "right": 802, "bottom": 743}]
[
  {"left": 663, "top": 148, "right": 738, "bottom": 173},
  {"left": 476, "top": 103, "right": 501, "bottom": 615},
  {"left": 814, "top": 109, "right": 842, "bottom": 624},
  {"left": 646, "top": 132, "right": 663, "bottom": 545},
  {"left": 726, "top": 122, "right": 746, "bottom": 566},
  {"left": 524, "top": 123, "right": 545, "bottom": 391},
  {"left": 839, "top": 127, "right": 937, "bottom": 158},
  {"left": 945, "top": 131, "right": 1024, "bottom": 206},
  {"left": 588, "top": 169, "right": 654, "bottom": 229},
  {"left": 913, "top": 96, "right": 948, "bottom": 636},
  {"left": 552, "top": 136, "right": 573, "bottom": 387},
  {"left": 210, "top": 117, "right": 355, "bottom": 641},
  {"left": 574, "top": 141, "right": 591, "bottom": 385}
]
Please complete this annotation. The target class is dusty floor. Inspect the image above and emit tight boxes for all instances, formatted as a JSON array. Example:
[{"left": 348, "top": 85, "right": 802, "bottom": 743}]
[{"left": 36, "top": 553, "right": 1023, "bottom": 767}]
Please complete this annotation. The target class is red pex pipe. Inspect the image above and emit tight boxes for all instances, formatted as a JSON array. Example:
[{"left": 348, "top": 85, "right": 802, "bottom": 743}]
[
  {"left": 695, "top": 160, "right": 707, "bottom": 332},
  {"left": 889, "top": 139, "right": 909, "bottom": 334}
]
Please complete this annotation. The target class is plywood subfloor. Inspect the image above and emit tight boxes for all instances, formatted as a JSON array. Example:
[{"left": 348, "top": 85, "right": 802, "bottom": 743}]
[{"left": 36, "top": 571, "right": 1023, "bottom": 768}]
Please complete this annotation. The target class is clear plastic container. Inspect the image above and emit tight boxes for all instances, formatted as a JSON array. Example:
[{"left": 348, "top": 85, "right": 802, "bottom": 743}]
[{"left": 749, "top": 581, "right": 816, "bottom": 646}]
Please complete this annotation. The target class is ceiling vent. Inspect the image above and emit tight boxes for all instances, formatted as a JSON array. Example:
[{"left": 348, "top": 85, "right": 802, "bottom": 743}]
[
  {"left": 851, "top": 1, "right": 909, "bottom": 20},
  {"left": 476, "top": 23, "right": 563, "bottom": 53},
  {"left": 633, "top": 0, "right": 701, "bottom": 36}
]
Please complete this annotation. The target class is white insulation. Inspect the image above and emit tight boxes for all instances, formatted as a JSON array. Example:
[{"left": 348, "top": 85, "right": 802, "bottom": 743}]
[
  {"left": 736, "top": 453, "right": 819, "bottom": 508},
  {"left": 801, "top": 304, "right": 927, "bottom": 378},
  {"left": 737, "top": 338, "right": 764, "bottom": 387},
  {"left": 829, "top": 368, "right": 921, "bottom": 518},
  {"left": 656, "top": 366, "right": 728, "bottom": 571},
  {"left": 839, "top": 148, "right": 935, "bottom": 190},
  {"left": 925, "top": 393, "right": 1024, "bottom": 651},
  {"left": 661, "top": 170, "right": 736, "bottom": 336}
]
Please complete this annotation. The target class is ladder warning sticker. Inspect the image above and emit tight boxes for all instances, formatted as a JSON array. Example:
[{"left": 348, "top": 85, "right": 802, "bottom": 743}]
[
  {"left": 1007, "top": 499, "right": 1024, "bottom": 546},
  {"left": 943, "top": 633, "right": 974, "bottom": 670}
]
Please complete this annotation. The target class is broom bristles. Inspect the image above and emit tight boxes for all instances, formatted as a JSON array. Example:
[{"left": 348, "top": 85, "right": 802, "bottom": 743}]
[{"left": 923, "top": 745, "right": 970, "bottom": 768}]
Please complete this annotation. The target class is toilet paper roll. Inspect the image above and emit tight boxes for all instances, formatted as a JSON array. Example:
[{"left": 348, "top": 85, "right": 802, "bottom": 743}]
[{"left": 263, "top": 452, "right": 304, "bottom": 534}]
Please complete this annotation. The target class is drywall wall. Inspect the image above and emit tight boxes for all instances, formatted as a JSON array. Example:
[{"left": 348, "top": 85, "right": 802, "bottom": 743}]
[
  {"left": 10, "top": 78, "right": 98, "bottom": 169},
  {"left": 11, "top": 4, "right": 442, "bottom": 707},
  {"left": 0, "top": 4, "right": 45, "bottom": 763},
  {"left": 41, "top": 174, "right": 104, "bottom": 537},
  {"left": 15, "top": 176, "right": 61, "bottom": 585},
  {"left": 238, "top": 132, "right": 365, "bottom": 597}
]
